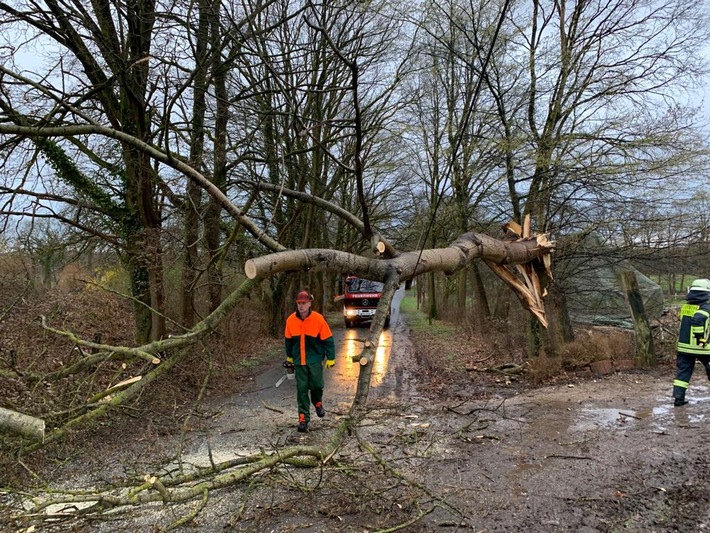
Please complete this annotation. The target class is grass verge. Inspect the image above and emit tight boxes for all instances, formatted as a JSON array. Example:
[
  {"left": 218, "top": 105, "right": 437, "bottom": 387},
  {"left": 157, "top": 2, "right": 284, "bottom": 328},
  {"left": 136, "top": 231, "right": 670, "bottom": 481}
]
[{"left": 399, "top": 294, "right": 456, "bottom": 339}]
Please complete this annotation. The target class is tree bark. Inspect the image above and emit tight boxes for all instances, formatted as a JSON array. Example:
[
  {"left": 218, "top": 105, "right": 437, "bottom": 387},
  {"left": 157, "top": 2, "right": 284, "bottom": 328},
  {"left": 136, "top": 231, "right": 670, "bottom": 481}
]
[
  {"left": 245, "top": 231, "right": 554, "bottom": 326},
  {"left": 427, "top": 271, "right": 438, "bottom": 322},
  {"left": 0, "top": 407, "right": 45, "bottom": 441},
  {"left": 546, "top": 280, "right": 575, "bottom": 345},
  {"left": 471, "top": 263, "right": 491, "bottom": 321},
  {"left": 620, "top": 270, "right": 656, "bottom": 367}
]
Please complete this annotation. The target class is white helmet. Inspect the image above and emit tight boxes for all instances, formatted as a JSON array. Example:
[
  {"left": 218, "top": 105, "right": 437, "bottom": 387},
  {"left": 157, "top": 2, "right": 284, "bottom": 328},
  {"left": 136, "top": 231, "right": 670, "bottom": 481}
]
[{"left": 690, "top": 279, "right": 710, "bottom": 292}]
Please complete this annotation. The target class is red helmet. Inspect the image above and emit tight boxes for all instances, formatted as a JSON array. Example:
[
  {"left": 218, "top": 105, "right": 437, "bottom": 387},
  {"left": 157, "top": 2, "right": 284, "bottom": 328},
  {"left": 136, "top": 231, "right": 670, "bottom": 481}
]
[{"left": 295, "top": 290, "right": 313, "bottom": 302}]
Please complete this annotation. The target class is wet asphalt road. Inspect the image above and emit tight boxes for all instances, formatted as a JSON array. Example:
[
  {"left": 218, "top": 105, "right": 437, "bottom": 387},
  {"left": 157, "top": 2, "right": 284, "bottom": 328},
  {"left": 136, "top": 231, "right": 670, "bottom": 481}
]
[
  {"left": 179, "top": 286, "right": 407, "bottom": 463},
  {"left": 247, "top": 285, "right": 406, "bottom": 407}
]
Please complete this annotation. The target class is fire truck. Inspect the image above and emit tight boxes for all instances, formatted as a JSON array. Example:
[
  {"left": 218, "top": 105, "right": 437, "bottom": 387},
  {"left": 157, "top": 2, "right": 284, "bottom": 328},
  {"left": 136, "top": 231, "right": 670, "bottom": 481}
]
[{"left": 339, "top": 275, "right": 391, "bottom": 329}]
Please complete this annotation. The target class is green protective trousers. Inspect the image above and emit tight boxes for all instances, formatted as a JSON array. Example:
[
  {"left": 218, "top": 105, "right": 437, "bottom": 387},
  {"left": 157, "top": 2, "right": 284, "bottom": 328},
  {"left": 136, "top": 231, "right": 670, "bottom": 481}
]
[{"left": 294, "top": 362, "right": 325, "bottom": 423}]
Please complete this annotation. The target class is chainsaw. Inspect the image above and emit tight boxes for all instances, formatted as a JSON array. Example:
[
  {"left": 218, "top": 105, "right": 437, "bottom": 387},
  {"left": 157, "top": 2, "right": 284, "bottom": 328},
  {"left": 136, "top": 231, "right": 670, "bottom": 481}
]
[{"left": 275, "top": 360, "right": 295, "bottom": 388}]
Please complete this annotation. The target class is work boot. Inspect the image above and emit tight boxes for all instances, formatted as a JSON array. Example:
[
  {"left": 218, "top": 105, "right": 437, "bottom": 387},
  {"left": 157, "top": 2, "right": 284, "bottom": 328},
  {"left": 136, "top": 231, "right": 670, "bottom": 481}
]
[
  {"left": 673, "top": 385, "right": 688, "bottom": 407},
  {"left": 315, "top": 402, "right": 325, "bottom": 418},
  {"left": 297, "top": 413, "right": 308, "bottom": 432}
]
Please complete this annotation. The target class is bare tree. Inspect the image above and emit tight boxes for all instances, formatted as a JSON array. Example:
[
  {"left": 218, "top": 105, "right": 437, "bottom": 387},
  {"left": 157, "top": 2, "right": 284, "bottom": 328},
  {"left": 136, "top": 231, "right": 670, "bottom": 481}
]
[{"left": 3, "top": 6, "right": 710, "bottom": 518}]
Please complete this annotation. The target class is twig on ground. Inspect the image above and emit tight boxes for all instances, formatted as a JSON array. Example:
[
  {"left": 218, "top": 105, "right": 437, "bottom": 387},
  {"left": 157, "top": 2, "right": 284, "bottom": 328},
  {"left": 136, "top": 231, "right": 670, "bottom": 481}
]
[
  {"left": 469, "top": 352, "right": 496, "bottom": 364},
  {"left": 545, "top": 454, "right": 593, "bottom": 460},
  {"left": 373, "top": 504, "right": 438, "bottom": 532},
  {"left": 355, "top": 430, "right": 471, "bottom": 525},
  {"left": 261, "top": 402, "right": 284, "bottom": 414},
  {"left": 446, "top": 397, "right": 507, "bottom": 416}
]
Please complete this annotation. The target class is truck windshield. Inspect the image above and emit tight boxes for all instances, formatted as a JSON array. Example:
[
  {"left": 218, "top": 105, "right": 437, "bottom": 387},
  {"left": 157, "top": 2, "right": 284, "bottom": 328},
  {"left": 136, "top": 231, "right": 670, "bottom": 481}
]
[{"left": 346, "top": 278, "right": 384, "bottom": 294}]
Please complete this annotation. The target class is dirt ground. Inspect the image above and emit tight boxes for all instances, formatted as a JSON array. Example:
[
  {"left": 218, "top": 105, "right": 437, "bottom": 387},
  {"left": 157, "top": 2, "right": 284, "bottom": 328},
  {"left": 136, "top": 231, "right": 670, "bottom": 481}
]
[{"left": 3, "top": 307, "right": 710, "bottom": 533}]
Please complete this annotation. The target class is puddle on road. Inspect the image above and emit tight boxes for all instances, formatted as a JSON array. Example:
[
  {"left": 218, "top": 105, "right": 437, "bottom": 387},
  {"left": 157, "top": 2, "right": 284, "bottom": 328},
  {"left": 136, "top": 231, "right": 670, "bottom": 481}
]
[
  {"left": 647, "top": 387, "right": 710, "bottom": 431},
  {"left": 521, "top": 400, "right": 641, "bottom": 437},
  {"left": 340, "top": 330, "right": 393, "bottom": 388},
  {"left": 564, "top": 384, "right": 710, "bottom": 434},
  {"left": 571, "top": 407, "right": 640, "bottom": 431}
]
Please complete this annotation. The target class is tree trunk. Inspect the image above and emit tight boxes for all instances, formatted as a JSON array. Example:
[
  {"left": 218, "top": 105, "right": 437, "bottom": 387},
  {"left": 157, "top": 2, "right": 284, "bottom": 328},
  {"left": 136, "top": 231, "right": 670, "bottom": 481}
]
[
  {"left": 206, "top": 19, "right": 229, "bottom": 313},
  {"left": 546, "top": 281, "right": 575, "bottom": 345},
  {"left": 182, "top": 0, "right": 210, "bottom": 327},
  {"left": 493, "top": 284, "right": 510, "bottom": 320},
  {"left": 127, "top": 251, "right": 153, "bottom": 344},
  {"left": 620, "top": 270, "right": 656, "bottom": 367},
  {"left": 427, "top": 271, "right": 438, "bottom": 322},
  {"left": 181, "top": 181, "right": 201, "bottom": 328},
  {"left": 146, "top": 227, "right": 167, "bottom": 341},
  {"left": 471, "top": 263, "right": 490, "bottom": 321},
  {"left": 527, "top": 315, "right": 542, "bottom": 358},
  {"left": 269, "top": 275, "right": 288, "bottom": 338},
  {"left": 457, "top": 268, "right": 467, "bottom": 313}
]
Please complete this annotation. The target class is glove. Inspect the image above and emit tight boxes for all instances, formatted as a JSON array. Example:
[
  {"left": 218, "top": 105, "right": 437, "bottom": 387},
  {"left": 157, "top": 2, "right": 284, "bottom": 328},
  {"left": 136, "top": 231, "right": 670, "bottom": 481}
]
[
  {"left": 284, "top": 357, "right": 294, "bottom": 369},
  {"left": 325, "top": 359, "right": 335, "bottom": 369},
  {"left": 285, "top": 357, "right": 293, "bottom": 364}
]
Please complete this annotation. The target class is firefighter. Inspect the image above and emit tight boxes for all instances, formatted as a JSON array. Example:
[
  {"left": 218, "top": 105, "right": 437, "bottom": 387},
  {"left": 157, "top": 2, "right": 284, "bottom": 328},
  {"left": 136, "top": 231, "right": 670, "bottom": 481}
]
[
  {"left": 673, "top": 278, "right": 710, "bottom": 406},
  {"left": 284, "top": 290, "right": 336, "bottom": 432}
]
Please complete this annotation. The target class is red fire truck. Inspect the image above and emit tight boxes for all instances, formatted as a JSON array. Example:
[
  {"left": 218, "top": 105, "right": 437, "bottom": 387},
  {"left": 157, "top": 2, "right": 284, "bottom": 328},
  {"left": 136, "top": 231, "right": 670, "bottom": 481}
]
[{"left": 339, "top": 275, "right": 391, "bottom": 329}]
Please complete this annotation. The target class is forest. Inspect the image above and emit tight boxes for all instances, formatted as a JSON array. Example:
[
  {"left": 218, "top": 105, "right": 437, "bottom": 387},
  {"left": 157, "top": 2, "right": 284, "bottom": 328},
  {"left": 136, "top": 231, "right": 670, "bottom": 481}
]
[{"left": 1, "top": 0, "right": 710, "bottom": 529}]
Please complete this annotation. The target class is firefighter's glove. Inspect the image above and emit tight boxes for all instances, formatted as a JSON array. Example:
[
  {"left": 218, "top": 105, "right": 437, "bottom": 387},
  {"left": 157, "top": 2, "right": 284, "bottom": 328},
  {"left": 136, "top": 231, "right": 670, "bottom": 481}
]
[
  {"left": 325, "top": 359, "right": 335, "bottom": 369},
  {"left": 284, "top": 357, "right": 294, "bottom": 369}
]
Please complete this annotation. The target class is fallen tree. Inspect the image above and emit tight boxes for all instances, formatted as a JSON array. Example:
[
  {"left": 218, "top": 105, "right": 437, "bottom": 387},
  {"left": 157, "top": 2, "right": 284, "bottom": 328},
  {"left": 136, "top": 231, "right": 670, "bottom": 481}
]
[
  {"left": 245, "top": 224, "right": 553, "bottom": 418},
  {"left": 25, "top": 224, "right": 552, "bottom": 447}
]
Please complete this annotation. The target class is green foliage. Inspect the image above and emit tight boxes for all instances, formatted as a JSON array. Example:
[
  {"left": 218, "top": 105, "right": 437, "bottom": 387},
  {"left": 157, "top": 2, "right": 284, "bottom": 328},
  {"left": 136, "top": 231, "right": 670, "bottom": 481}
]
[{"left": 38, "top": 138, "right": 126, "bottom": 221}]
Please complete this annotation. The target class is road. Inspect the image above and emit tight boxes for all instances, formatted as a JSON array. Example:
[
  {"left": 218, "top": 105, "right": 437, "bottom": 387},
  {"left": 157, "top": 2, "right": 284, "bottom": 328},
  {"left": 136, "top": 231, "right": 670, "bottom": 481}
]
[{"left": 178, "top": 286, "right": 408, "bottom": 465}]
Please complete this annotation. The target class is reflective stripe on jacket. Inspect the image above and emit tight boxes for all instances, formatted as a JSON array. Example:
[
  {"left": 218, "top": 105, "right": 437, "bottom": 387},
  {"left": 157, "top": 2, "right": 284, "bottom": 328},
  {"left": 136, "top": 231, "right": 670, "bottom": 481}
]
[
  {"left": 284, "top": 310, "right": 335, "bottom": 365},
  {"left": 677, "top": 301, "right": 710, "bottom": 356}
]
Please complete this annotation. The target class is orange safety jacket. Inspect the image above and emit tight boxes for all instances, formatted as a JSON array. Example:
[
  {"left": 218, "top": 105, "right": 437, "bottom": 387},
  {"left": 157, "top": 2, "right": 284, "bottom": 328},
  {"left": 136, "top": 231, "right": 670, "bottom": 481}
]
[{"left": 284, "top": 310, "right": 335, "bottom": 365}]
